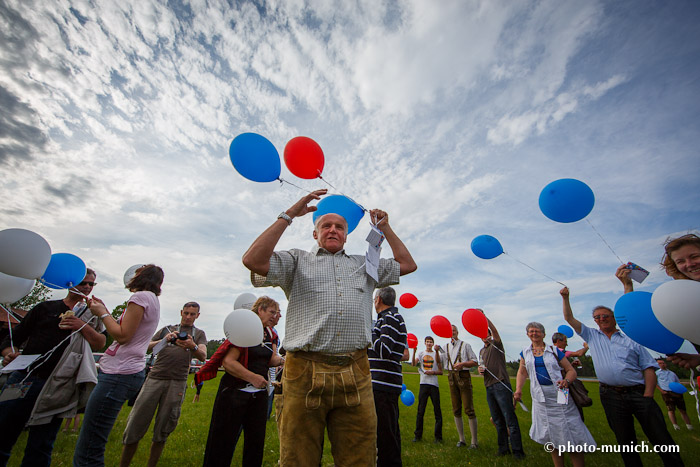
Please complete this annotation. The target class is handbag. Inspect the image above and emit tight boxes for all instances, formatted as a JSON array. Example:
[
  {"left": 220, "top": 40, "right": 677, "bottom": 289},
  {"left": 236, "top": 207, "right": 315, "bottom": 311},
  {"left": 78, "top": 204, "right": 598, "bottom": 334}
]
[{"left": 562, "top": 370, "right": 593, "bottom": 407}]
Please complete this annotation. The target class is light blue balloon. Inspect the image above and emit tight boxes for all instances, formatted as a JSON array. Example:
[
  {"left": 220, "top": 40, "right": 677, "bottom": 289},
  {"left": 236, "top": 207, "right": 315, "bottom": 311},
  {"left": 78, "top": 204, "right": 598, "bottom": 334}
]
[
  {"left": 41, "top": 253, "right": 86, "bottom": 289},
  {"left": 558, "top": 325, "right": 574, "bottom": 338},
  {"left": 229, "top": 133, "right": 281, "bottom": 182},
  {"left": 614, "top": 291, "right": 684, "bottom": 355},
  {"left": 312, "top": 195, "right": 365, "bottom": 234},
  {"left": 669, "top": 382, "right": 687, "bottom": 394},
  {"left": 400, "top": 389, "right": 415, "bottom": 406},
  {"left": 539, "top": 178, "right": 595, "bottom": 223},
  {"left": 470, "top": 235, "right": 504, "bottom": 259}
]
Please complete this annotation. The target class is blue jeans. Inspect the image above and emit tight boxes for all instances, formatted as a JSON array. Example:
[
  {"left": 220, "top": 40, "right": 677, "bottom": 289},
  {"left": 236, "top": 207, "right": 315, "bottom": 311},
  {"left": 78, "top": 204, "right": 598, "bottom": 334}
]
[
  {"left": 485, "top": 381, "right": 524, "bottom": 455},
  {"left": 0, "top": 371, "right": 63, "bottom": 467},
  {"left": 599, "top": 384, "right": 683, "bottom": 467},
  {"left": 73, "top": 370, "right": 145, "bottom": 467}
]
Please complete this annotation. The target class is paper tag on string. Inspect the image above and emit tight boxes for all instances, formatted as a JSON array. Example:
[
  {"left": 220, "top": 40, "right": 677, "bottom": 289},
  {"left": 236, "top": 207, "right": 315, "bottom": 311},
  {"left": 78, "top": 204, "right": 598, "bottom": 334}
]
[
  {"left": 518, "top": 401, "right": 529, "bottom": 412},
  {"left": 366, "top": 224, "right": 385, "bottom": 249},
  {"left": 365, "top": 245, "right": 380, "bottom": 282},
  {"left": 0, "top": 354, "right": 40, "bottom": 373},
  {"left": 0, "top": 382, "right": 33, "bottom": 401},
  {"left": 557, "top": 387, "right": 569, "bottom": 405},
  {"left": 625, "top": 262, "right": 650, "bottom": 283}
]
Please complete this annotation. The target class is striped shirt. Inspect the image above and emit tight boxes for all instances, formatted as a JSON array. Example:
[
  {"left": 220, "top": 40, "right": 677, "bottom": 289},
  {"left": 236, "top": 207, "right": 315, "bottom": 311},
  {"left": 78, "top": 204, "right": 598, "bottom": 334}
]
[
  {"left": 368, "top": 307, "right": 407, "bottom": 393},
  {"left": 252, "top": 245, "right": 400, "bottom": 353}
]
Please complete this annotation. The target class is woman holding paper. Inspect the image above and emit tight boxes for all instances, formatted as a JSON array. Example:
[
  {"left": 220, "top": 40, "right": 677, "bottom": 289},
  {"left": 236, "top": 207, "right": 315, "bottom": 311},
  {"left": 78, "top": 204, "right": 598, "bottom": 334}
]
[
  {"left": 202, "top": 296, "right": 284, "bottom": 467},
  {"left": 514, "top": 322, "right": 594, "bottom": 467}
]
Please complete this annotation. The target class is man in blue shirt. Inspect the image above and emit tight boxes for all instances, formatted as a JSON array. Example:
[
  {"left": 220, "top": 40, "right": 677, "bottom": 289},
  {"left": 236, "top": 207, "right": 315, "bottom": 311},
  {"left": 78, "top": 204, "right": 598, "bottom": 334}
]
[
  {"left": 561, "top": 286, "right": 683, "bottom": 466},
  {"left": 655, "top": 358, "right": 693, "bottom": 431}
]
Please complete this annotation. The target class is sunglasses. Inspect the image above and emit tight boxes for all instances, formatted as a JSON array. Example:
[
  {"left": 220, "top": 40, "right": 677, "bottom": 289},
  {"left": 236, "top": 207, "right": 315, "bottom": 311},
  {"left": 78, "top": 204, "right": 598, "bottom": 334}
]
[
  {"left": 79, "top": 281, "right": 97, "bottom": 287},
  {"left": 593, "top": 314, "right": 612, "bottom": 321}
]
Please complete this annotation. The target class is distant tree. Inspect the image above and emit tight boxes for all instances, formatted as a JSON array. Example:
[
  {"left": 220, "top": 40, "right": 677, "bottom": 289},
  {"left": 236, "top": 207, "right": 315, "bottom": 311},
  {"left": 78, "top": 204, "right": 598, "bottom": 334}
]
[
  {"left": 206, "top": 338, "right": 226, "bottom": 358},
  {"left": 10, "top": 282, "right": 52, "bottom": 311}
]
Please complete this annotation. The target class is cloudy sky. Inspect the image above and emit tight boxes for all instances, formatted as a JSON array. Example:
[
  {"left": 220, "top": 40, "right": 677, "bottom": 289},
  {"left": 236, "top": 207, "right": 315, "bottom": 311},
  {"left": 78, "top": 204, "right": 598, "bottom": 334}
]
[{"left": 2, "top": 0, "right": 698, "bottom": 358}]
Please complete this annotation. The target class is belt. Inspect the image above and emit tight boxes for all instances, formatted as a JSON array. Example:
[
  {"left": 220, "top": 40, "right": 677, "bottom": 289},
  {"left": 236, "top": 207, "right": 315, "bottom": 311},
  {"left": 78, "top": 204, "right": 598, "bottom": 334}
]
[
  {"left": 292, "top": 349, "right": 367, "bottom": 367},
  {"left": 600, "top": 383, "right": 645, "bottom": 393},
  {"left": 448, "top": 370, "right": 470, "bottom": 374}
]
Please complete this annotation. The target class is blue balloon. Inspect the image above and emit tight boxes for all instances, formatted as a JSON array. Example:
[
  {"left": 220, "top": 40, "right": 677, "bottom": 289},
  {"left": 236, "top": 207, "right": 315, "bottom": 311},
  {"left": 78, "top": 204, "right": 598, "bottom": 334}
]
[
  {"left": 401, "top": 383, "right": 407, "bottom": 391},
  {"left": 614, "top": 291, "right": 684, "bottom": 355},
  {"left": 470, "top": 235, "right": 504, "bottom": 259},
  {"left": 669, "top": 382, "right": 687, "bottom": 394},
  {"left": 229, "top": 133, "right": 281, "bottom": 182},
  {"left": 312, "top": 195, "right": 365, "bottom": 234},
  {"left": 41, "top": 253, "right": 86, "bottom": 289},
  {"left": 400, "top": 389, "right": 415, "bottom": 406},
  {"left": 539, "top": 179, "right": 595, "bottom": 223},
  {"left": 558, "top": 325, "right": 574, "bottom": 338}
]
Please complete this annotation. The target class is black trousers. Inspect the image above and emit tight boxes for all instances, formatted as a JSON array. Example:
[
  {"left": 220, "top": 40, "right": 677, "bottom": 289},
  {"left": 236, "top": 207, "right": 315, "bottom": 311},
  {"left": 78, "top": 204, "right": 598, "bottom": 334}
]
[
  {"left": 374, "top": 390, "right": 402, "bottom": 467},
  {"left": 599, "top": 385, "right": 683, "bottom": 467},
  {"left": 414, "top": 384, "right": 442, "bottom": 440},
  {"left": 203, "top": 383, "right": 268, "bottom": 467}
]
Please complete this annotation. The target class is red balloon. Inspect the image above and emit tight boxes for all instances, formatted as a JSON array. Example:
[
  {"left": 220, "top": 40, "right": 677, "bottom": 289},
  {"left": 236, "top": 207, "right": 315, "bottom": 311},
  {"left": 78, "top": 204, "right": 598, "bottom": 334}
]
[
  {"left": 399, "top": 293, "right": 418, "bottom": 308},
  {"left": 407, "top": 333, "right": 418, "bottom": 349},
  {"left": 284, "top": 136, "right": 325, "bottom": 179},
  {"left": 462, "top": 308, "right": 488, "bottom": 339},
  {"left": 430, "top": 315, "right": 452, "bottom": 339}
]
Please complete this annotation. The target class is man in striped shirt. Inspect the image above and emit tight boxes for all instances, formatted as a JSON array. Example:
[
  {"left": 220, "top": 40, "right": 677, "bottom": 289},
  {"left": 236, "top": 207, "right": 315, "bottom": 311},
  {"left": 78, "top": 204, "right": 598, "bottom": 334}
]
[{"left": 369, "top": 286, "right": 408, "bottom": 467}]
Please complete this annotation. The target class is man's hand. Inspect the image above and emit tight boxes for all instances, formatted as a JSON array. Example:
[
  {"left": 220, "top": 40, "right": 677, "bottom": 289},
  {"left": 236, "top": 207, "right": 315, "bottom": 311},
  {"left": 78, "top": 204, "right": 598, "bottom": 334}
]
[
  {"left": 560, "top": 287, "right": 570, "bottom": 299},
  {"left": 667, "top": 353, "right": 700, "bottom": 369},
  {"left": 513, "top": 390, "right": 522, "bottom": 403},
  {"left": 370, "top": 209, "right": 389, "bottom": 228},
  {"left": 175, "top": 335, "right": 196, "bottom": 350},
  {"left": 615, "top": 264, "right": 634, "bottom": 293},
  {"left": 2, "top": 351, "right": 20, "bottom": 366},
  {"left": 286, "top": 189, "right": 328, "bottom": 219},
  {"left": 59, "top": 316, "right": 87, "bottom": 331},
  {"left": 250, "top": 374, "right": 268, "bottom": 389}
]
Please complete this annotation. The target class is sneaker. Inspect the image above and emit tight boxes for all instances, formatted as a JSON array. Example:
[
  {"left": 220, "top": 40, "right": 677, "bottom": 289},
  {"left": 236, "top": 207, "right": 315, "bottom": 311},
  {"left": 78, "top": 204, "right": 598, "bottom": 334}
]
[
  {"left": 513, "top": 451, "right": 526, "bottom": 460},
  {"left": 469, "top": 444, "right": 478, "bottom": 450},
  {"left": 673, "top": 424, "right": 681, "bottom": 431},
  {"left": 434, "top": 439, "right": 443, "bottom": 444},
  {"left": 456, "top": 441, "right": 467, "bottom": 447},
  {"left": 687, "top": 424, "right": 694, "bottom": 430},
  {"left": 412, "top": 437, "right": 421, "bottom": 442}
]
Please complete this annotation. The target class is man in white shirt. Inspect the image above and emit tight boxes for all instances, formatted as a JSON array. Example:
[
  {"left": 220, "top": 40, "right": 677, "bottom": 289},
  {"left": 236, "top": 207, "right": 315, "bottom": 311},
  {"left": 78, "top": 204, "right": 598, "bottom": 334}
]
[
  {"left": 436, "top": 325, "right": 478, "bottom": 448},
  {"left": 411, "top": 336, "right": 443, "bottom": 443}
]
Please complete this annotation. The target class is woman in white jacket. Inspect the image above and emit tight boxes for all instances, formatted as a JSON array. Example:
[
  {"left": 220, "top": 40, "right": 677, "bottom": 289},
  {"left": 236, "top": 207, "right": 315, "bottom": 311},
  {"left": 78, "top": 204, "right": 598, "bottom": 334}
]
[{"left": 514, "top": 322, "right": 595, "bottom": 467}]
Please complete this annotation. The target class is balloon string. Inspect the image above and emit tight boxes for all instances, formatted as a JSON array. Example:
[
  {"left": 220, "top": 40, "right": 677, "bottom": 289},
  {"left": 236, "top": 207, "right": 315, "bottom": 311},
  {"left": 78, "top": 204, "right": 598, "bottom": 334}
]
[
  {"left": 38, "top": 280, "right": 90, "bottom": 298},
  {"left": 503, "top": 252, "right": 567, "bottom": 287},
  {"left": 1, "top": 304, "right": 16, "bottom": 353},
  {"left": 585, "top": 219, "right": 624, "bottom": 264},
  {"left": 317, "top": 176, "right": 369, "bottom": 213},
  {"left": 277, "top": 178, "right": 315, "bottom": 195},
  {"left": 20, "top": 316, "right": 96, "bottom": 384},
  {"left": 690, "top": 369, "right": 700, "bottom": 423}
]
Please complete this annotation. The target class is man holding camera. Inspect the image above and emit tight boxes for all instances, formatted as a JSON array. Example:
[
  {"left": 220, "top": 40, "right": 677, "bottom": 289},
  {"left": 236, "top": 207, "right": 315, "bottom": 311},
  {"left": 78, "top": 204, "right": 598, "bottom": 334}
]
[{"left": 119, "top": 302, "right": 207, "bottom": 467}]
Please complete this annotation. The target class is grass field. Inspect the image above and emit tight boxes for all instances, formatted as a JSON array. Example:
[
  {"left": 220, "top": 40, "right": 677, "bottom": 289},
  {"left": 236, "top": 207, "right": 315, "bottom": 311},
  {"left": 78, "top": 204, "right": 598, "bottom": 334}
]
[{"left": 8, "top": 370, "right": 700, "bottom": 466}]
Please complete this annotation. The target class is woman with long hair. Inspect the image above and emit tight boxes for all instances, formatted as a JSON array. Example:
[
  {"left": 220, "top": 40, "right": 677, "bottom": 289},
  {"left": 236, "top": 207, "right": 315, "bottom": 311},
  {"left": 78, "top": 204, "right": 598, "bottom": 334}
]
[{"left": 73, "top": 264, "right": 164, "bottom": 466}]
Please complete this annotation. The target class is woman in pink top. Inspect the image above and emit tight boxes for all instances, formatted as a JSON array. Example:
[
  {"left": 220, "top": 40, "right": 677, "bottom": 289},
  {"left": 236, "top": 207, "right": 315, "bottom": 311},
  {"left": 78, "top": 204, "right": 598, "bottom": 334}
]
[{"left": 73, "top": 265, "right": 164, "bottom": 467}]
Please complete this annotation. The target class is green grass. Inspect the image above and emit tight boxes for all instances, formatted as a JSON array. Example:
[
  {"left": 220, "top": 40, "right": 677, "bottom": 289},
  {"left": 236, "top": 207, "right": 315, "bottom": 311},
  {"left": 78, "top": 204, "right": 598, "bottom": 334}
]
[{"left": 8, "top": 372, "right": 700, "bottom": 466}]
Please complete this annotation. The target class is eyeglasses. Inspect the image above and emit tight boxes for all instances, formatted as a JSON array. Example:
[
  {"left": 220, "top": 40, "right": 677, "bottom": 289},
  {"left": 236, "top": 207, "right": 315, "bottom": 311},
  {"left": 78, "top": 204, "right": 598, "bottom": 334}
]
[
  {"left": 593, "top": 314, "right": 612, "bottom": 321},
  {"left": 79, "top": 281, "right": 97, "bottom": 287}
]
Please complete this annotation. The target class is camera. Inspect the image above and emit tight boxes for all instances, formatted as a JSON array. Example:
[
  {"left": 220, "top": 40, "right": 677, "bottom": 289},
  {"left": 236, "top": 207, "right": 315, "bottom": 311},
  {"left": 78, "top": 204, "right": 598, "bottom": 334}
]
[{"left": 170, "top": 331, "right": 188, "bottom": 343}]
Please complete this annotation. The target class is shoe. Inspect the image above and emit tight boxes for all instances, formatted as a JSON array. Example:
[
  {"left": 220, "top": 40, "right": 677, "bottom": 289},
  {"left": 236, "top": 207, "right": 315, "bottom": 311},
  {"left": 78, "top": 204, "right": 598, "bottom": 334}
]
[
  {"left": 434, "top": 439, "right": 443, "bottom": 444},
  {"left": 687, "top": 424, "right": 694, "bottom": 430},
  {"left": 469, "top": 444, "right": 478, "bottom": 450},
  {"left": 496, "top": 450, "right": 510, "bottom": 457},
  {"left": 673, "top": 424, "right": 680, "bottom": 431},
  {"left": 412, "top": 437, "right": 421, "bottom": 442},
  {"left": 513, "top": 451, "right": 526, "bottom": 460},
  {"left": 456, "top": 441, "right": 467, "bottom": 447}
]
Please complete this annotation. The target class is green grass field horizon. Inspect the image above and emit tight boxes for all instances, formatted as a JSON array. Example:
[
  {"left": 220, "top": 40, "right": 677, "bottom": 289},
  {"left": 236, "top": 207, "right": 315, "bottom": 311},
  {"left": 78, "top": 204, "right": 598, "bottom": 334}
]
[{"left": 8, "top": 371, "right": 699, "bottom": 466}]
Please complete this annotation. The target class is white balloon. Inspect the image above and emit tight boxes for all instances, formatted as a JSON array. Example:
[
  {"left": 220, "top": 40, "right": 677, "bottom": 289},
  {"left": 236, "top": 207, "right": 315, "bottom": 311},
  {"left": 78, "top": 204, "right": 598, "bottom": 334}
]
[
  {"left": 651, "top": 280, "right": 700, "bottom": 344},
  {"left": 233, "top": 292, "right": 257, "bottom": 311},
  {"left": 0, "top": 229, "right": 52, "bottom": 279},
  {"left": 223, "top": 309, "right": 263, "bottom": 347},
  {"left": 123, "top": 264, "right": 145, "bottom": 287},
  {"left": 0, "top": 272, "right": 36, "bottom": 304}
]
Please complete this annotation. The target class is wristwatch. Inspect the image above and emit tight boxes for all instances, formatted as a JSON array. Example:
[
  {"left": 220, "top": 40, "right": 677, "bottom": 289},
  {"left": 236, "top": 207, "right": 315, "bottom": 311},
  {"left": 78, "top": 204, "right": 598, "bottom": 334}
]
[{"left": 277, "top": 212, "right": 293, "bottom": 225}]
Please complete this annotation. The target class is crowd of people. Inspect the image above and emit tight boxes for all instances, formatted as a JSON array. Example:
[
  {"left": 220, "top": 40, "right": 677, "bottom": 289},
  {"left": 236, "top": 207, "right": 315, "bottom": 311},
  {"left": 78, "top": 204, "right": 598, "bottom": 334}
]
[{"left": 0, "top": 189, "right": 697, "bottom": 466}]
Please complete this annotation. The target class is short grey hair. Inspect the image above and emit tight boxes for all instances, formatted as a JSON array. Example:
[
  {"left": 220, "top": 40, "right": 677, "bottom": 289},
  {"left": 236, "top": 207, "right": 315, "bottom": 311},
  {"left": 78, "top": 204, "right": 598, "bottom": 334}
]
[
  {"left": 376, "top": 287, "right": 396, "bottom": 307},
  {"left": 525, "top": 322, "right": 545, "bottom": 333},
  {"left": 314, "top": 213, "right": 348, "bottom": 231},
  {"left": 551, "top": 332, "right": 566, "bottom": 344},
  {"left": 591, "top": 305, "right": 613, "bottom": 317}
]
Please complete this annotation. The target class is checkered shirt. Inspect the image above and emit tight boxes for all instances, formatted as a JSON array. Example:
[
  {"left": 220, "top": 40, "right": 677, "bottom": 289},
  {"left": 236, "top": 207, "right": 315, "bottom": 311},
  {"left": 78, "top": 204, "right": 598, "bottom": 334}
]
[{"left": 251, "top": 245, "right": 400, "bottom": 353}]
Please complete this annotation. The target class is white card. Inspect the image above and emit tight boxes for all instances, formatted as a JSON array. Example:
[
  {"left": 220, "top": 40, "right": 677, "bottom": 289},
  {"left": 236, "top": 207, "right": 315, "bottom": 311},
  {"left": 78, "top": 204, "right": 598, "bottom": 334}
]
[
  {"left": 365, "top": 224, "right": 385, "bottom": 249},
  {"left": 1, "top": 354, "right": 41, "bottom": 373},
  {"left": 625, "top": 262, "right": 650, "bottom": 283},
  {"left": 518, "top": 401, "right": 529, "bottom": 412},
  {"left": 152, "top": 338, "right": 168, "bottom": 356},
  {"left": 557, "top": 387, "right": 569, "bottom": 405}
]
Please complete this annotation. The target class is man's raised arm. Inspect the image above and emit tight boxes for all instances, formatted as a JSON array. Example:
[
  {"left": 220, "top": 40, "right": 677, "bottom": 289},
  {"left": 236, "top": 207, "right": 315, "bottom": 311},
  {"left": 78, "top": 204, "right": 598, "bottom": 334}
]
[
  {"left": 242, "top": 189, "right": 327, "bottom": 276},
  {"left": 371, "top": 209, "right": 417, "bottom": 276},
  {"left": 560, "top": 287, "right": 583, "bottom": 334}
]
